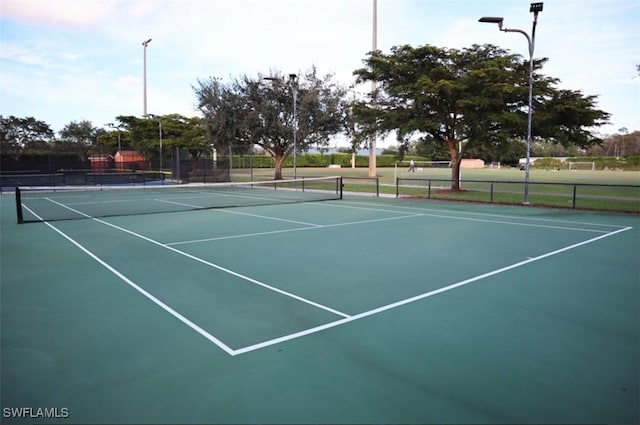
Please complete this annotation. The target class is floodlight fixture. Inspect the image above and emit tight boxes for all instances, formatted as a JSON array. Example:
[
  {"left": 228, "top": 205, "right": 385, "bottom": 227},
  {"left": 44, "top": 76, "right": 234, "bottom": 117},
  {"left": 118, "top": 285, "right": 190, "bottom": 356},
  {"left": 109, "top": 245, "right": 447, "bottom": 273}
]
[
  {"left": 478, "top": 16, "right": 504, "bottom": 29},
  {"left": 530, "top": 2, "right": 543, "bottom": 13}
]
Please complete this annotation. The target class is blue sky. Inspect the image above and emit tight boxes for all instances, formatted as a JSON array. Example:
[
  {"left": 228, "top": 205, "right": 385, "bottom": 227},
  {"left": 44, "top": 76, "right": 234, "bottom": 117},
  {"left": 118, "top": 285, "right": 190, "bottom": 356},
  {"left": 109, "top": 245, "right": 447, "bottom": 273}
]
[{"left": 1, "top": 0, "right": 638, "bottom": 142}]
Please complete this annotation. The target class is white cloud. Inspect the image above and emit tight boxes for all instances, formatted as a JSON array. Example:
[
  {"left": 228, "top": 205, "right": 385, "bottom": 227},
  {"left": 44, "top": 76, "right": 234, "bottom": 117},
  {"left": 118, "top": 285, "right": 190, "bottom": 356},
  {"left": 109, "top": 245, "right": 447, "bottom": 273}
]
[
  {"left": 1, "top": 0, "right": 122, "bottom": 26},
  {"left": 1, "top": 0, "right": 638, "bottom": 135}
]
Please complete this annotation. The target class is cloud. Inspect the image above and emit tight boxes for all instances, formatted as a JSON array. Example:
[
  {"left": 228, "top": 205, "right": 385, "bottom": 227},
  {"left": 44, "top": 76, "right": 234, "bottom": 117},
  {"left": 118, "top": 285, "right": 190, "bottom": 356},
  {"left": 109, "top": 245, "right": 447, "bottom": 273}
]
[
  {"left": 0, "top": 42, "right": 52, "bottom": 67},
  {"left": 1, "top": 0, "right": 638, "bottom": 135},
  {"left": 0, "top": 0, "right": 123, "bottom": 26}
]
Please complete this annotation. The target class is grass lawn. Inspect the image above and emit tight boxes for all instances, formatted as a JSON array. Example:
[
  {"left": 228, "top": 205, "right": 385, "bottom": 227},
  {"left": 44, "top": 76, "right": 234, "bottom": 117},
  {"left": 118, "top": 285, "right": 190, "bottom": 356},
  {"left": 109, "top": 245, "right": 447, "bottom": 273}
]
[{"left": 232, "top": 166, "right": 640, "bottom": 212}]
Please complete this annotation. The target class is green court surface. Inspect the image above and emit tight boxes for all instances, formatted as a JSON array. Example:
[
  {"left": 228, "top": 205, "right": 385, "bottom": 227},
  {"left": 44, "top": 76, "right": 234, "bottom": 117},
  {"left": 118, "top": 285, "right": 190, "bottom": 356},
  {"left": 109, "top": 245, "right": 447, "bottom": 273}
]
[{"left": 1, "top": 189, "right": 638, "bottom": 424}]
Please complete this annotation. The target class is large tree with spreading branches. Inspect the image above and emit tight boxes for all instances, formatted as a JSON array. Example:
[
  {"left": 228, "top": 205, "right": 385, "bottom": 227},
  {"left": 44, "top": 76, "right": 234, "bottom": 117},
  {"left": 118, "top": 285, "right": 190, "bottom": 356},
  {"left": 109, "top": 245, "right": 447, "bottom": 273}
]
[
  {"left": 194, "top": 67, "right": 351, "bottom": 180},
  {"left": 353, "top": 43, "right": 610, "bottom": 190}
]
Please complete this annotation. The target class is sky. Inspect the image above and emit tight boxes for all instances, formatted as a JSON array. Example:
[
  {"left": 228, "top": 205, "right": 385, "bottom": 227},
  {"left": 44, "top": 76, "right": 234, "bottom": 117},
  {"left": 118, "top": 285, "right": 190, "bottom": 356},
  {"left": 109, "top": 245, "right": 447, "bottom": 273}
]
[{"left": 0, "top": 0, "right": 638, "bottom": 144}]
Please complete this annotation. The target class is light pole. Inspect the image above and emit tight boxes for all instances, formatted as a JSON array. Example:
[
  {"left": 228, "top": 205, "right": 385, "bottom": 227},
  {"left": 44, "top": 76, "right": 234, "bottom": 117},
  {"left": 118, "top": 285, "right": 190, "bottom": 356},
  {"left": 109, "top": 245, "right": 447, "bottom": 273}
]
[
  {"left": 142, "top": 38, "right": 152, "bottom": 116},
  {"left": 480, "top": 2, "right": 543, "bottom": 205},
  {"left": 369, "top": 0, "right": 378, "bottom": 178},
  {"left": 263, "top": 74, "right": 298, "bottom": 179},
  {"left": 143, "top": 114, "right": 163, "bottom": 176}
]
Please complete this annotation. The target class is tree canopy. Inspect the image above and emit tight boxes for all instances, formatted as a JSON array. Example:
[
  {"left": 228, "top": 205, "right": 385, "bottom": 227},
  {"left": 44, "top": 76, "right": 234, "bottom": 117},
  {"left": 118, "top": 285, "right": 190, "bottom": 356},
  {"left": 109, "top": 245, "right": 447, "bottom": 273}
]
[
  {"left": 353, "top": 43, "right": 610, "bottom": 189},
  {"left": 0, "top": 115, "right": 55, "bottom": 160},
  {"left": 194, "top": 67, "right": 351, "bottom": 179}
]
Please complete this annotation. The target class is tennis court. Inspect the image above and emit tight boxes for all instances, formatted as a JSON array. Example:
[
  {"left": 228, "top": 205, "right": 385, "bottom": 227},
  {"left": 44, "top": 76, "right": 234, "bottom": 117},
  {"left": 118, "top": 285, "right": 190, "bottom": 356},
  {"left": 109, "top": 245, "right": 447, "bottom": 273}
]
[{"left": 1, "top": 179, "right": 638, "bottom": 424}]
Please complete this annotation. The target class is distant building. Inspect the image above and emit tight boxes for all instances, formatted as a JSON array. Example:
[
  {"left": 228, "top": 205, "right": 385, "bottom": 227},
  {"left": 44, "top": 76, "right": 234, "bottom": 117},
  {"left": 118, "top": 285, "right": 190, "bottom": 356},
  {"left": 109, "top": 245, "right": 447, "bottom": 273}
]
[
  {"left": 461, "top": 159, "right": 485, "bottom": 169},
  {"left": 88, "top": 154, "right": 112, "bottom": 172},
  {"left": 114, "top": 151, "right": 147, "bottom": 171}
]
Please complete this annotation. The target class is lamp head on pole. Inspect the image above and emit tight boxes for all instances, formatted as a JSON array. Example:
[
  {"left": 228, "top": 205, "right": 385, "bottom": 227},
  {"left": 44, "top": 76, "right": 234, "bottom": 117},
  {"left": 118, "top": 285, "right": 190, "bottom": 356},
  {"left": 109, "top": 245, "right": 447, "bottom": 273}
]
[
  {"left": 530, "top": 2, "right": 543, "bottom": 13},
  {"left": 142, "top": 38, "right": 152, "bottom": 47},
  {"left": 478, "top": 16, "right": 504, "bottom": 30}
]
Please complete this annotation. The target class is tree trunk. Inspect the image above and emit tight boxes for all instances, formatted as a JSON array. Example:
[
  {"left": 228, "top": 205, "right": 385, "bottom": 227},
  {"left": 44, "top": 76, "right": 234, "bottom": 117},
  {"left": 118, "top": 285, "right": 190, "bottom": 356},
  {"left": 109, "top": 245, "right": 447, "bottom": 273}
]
[
  {"left": 273, "top": 154, "right": 285, "bottom": 180},
  {"left": 447, "top": 138, "right": 462, "bottom": 191}
]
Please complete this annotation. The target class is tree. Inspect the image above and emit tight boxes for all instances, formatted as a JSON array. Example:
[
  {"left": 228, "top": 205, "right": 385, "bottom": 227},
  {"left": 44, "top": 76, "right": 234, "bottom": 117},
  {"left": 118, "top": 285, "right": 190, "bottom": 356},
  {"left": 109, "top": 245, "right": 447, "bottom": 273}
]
[
  {"left": 0, "top": 115, "right": 55, "bottom": 160},
  {"left": 194, "top": 67, "right": 351, "bottom": 180},
  {"left": 353, "top": 44, "right": 610, "bottom": 190},
  {"left": 160, "top": 114, "right": 207, "bottom": 168},
  {"left": 109, "top": 115, "right": 206, "bottom": 169},
  {"left": 58, "top": 120, "right": 103, "bottom": 161}
]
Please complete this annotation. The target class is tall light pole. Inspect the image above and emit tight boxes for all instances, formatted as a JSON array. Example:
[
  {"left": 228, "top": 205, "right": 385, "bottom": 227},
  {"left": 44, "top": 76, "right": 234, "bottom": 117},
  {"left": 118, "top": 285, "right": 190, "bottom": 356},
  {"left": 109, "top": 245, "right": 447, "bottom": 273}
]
[
  {"left": 143, "top": 113, "right": 163, "bottom": 176},
  {"left": 142, "top": 38, "right": 152, "bottom": 116},
  {"left": 263, "top": 74, "right": 298, "bottom": 179},
  {"left": 369, "top": 0, "right": 378, "bottom": 178},
  {"left": 289, "top": 73, "right": 298, "bottom": 180},
  {"left": 480, "top": 2, "right": 543, "bottom": 205}
]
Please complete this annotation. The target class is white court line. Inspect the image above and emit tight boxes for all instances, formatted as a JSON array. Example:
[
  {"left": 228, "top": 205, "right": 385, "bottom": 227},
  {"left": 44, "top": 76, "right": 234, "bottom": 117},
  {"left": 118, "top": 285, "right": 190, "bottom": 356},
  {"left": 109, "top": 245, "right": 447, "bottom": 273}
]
[
  {"left": 44, "top": 197, "right": 350, "bottom": 320},
  {"left": 21, "top": 204, "right": 236, "bottom": 356},
  {"left": 33, "top": 197, "right": 634, "bottom": 356},
  {"left": 232, "top": 225, "right": 633, "bottom": 356},
  {"left": 157, "top": 198, "right": 323, "bottom": 227},
  {"left": 335, "top": 199, "right": 631, "bottom": 230},
  {"left": 322, "top": 201, "right": 615, "bottom": 234},
  {"left": 157, "top": 192, "right": 423, "bottom": 246},
  {"left": 167, "top": 214, "right": 423, "bottom": 245}
]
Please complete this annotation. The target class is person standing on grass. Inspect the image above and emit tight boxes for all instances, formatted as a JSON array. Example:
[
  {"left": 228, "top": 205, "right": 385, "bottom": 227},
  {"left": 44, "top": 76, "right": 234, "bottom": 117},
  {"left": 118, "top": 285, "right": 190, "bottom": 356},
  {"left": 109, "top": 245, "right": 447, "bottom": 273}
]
[{"left": 408, "top": 159, "right": 415, "bottom": 172}]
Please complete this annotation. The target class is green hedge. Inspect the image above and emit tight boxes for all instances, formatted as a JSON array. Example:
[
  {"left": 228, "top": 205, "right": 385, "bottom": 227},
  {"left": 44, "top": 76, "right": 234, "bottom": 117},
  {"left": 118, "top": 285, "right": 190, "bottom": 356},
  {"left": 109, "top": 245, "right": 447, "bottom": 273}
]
[
  {"left": 532, "top": 156, "right": 640, "bottom": 171},
  {"left": 567, "top": 156, "right": 640, "bottom": 170},
  {"left": 231, "top": 154, "right": 430, "bottom": 168}
]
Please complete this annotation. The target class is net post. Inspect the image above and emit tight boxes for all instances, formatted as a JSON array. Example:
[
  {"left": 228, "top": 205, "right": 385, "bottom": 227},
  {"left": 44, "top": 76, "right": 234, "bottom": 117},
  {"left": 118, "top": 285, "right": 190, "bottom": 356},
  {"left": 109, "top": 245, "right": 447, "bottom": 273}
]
[
  {"left": 15, "top": 187, "right": 24, "bottom": 224},
  {"left": 339, "top": 176, "right": 343, "bottom": 199}
]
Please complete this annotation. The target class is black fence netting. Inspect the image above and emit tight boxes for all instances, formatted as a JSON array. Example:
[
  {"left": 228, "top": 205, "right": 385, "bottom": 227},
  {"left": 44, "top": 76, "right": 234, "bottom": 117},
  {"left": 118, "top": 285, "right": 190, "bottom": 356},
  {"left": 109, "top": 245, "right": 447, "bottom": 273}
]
[{"left": 1, "top": 147, "right": 231, "bottom": 190}]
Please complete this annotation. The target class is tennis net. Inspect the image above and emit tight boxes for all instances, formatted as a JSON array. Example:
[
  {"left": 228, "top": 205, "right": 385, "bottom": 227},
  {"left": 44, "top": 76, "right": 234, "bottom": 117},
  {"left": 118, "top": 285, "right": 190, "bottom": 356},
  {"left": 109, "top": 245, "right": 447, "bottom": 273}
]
[{"left": 15, "top": 176, "right": 343, "bottom": 223}]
